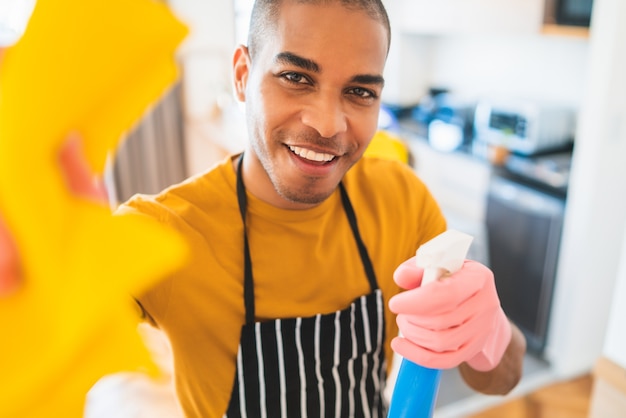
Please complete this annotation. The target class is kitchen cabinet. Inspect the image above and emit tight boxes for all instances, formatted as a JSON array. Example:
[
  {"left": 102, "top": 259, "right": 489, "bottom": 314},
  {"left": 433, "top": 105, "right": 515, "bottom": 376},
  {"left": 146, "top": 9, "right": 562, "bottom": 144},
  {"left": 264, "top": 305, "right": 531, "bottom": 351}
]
[
  {"left": 409, "top": 139, "right": 490, "bottom": 223},
  {"left": 541, "top": 0, "right": 591, "bottom": 38},
  {"left": 395, "top": 0, "right": 544, "bottom": 35},
  {"left": 541, "top": 23, "right": 589, "bottom": 38}
]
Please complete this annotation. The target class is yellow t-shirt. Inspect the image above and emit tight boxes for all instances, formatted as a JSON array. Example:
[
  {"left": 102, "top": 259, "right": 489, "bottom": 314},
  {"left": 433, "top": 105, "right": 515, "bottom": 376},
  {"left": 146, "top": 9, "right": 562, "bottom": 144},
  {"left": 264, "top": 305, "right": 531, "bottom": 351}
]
[{"left": 118, "top": 154, "right": 446, "bottom": 417}]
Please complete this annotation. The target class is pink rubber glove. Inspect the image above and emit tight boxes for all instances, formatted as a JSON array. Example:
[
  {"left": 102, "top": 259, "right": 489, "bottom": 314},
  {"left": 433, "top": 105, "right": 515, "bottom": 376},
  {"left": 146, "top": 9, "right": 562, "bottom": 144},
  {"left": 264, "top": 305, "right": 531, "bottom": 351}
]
[
  {"left": 0, "top": 216, "right": 20, "bottom": 295},
  {"left": 389, "top": 257, "right": 512, "bottom": 371},
  {"left": 0, "top": 47, "right": 17, "bottom": 295},
  {"left": 57, "top": 133, "right": 108, "bottom": 202},
  {"left": 0, "top": 133, "right": 107, "bottom": 296}
]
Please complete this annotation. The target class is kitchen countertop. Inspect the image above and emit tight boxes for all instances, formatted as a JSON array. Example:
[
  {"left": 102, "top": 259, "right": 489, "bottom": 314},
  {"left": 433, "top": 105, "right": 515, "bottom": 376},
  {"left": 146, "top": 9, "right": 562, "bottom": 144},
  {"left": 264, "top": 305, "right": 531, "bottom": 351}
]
[{"left": 393, "top": 116, "right": 573, "bottom": 199}]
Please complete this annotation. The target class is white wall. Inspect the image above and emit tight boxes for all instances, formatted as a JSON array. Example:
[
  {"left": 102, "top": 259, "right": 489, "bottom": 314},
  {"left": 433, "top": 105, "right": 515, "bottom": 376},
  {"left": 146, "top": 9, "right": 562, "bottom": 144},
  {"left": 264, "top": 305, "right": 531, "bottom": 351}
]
[
  {"left": 168, "top": 0, "right": 236, "bottom": 115},
  {"left": 168, "top": 0, "right": 246, "bottom": 176},
  {"left": 547, "top": 0, "right": 626, "bottom": 377},
  {"left": 383, "top": 32, "right": 589, "bottom": 108},
  {"left": 428, "top": 34, "right": 589, "bottom": 107}
]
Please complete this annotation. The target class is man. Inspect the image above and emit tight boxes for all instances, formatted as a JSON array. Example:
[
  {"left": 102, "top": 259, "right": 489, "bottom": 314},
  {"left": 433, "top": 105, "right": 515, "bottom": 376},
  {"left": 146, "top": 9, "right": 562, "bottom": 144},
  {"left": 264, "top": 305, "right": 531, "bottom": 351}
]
[
  {"left": 2, "top": 0, "right": 526, "bottom": 416},
  {"left": 117, "top": 0, "right": 525, "bottom": 416}
]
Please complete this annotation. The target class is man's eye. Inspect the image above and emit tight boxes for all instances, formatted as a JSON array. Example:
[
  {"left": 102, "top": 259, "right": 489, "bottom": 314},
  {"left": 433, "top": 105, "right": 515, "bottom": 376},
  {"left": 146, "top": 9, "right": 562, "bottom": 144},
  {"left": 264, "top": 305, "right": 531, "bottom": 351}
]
[
  {"left": 282, "top": 72, "right": 308, "bottom": 84},
  {"left": 349, "top": 87, "right": 377, "bottom": 100}
]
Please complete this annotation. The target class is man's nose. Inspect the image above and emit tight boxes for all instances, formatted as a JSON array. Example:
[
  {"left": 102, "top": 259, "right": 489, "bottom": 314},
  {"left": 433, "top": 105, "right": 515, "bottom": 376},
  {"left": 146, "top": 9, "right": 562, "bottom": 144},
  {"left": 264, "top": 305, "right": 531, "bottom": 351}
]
[{"left": 301, "top": 93, "right": 348, "bottom": 138}]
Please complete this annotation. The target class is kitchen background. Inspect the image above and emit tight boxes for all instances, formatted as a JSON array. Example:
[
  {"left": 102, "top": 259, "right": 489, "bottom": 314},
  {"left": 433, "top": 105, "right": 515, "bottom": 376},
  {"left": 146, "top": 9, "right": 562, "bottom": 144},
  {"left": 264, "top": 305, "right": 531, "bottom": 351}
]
[{"left": 101, "top": 0, "right": 625, "bottom": 416}]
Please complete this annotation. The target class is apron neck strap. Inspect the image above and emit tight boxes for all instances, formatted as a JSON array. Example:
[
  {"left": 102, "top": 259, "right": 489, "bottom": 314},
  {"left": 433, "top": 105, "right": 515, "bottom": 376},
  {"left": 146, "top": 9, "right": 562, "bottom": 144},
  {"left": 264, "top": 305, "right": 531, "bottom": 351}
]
[
  {"left": 338, "top": 182, "right": 378, "bottom": 293},
  {"left": 236, "top": 154, "right": 256, "bottom": 325}
]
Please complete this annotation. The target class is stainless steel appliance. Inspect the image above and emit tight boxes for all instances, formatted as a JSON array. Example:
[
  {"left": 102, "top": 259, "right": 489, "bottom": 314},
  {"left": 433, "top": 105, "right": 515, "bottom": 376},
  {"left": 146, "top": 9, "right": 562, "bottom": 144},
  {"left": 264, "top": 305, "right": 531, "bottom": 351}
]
[
  {"left": 474, "top": 99, "right": 575, "bottom": 156},
  {"left": 485, "top": 152, "right": 571, "bottom": 354}
]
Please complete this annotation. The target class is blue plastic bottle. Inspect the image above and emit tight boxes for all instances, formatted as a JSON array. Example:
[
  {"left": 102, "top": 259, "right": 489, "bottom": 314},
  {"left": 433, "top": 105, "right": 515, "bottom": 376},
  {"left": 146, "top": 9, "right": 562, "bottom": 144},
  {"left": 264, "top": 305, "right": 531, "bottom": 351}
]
[{"left": 388, "top": 359, "right": 441, "bottom": 418}]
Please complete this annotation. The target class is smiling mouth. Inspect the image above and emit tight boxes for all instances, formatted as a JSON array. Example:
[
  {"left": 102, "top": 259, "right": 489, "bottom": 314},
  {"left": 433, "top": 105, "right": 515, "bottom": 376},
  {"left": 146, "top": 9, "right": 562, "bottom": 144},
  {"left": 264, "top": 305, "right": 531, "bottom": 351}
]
[{"left": 288, "top": 145, "right": 336, "bottom": 163}]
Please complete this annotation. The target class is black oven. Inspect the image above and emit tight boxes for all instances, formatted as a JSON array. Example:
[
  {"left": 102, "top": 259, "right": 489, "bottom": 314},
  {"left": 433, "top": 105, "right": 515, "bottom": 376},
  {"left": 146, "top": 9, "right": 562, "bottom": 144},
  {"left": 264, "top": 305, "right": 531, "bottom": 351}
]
[
  {"left": 485, "top": 152, "right": 571, "bottom": 355},
  {"left": 555, "top": 0, "right": 594, "bottom": 27}
]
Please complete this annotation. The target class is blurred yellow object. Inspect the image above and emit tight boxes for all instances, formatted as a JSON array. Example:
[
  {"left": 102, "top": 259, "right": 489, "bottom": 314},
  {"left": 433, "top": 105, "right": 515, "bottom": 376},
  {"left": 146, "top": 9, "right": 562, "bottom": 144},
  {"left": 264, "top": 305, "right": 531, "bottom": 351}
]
[
  {"left": 364, "top": 130, "right": 410, "bottom": 164},
  {"left": 0, "top": 0, "right": 188, "bottom": 417}
]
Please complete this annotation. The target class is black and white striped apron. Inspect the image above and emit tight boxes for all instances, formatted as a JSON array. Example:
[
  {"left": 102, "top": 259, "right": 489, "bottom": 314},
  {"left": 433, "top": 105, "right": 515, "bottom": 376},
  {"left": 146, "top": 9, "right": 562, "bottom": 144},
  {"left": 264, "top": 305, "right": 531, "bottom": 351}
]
[{"left": 225, "top": 155, "right": 387, "bottom": 418}]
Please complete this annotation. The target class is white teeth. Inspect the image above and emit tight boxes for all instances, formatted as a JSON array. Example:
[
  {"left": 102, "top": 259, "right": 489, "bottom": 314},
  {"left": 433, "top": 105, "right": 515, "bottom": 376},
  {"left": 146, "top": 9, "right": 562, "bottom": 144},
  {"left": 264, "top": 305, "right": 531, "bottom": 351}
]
[{"left": 288, "top": 145, "right": 335, "bottom": 162}]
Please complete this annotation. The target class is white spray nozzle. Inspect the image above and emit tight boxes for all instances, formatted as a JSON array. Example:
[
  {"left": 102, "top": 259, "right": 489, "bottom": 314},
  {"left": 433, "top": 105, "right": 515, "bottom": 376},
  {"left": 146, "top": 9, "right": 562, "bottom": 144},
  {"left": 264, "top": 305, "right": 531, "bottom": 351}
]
[{"left": 416, "top": 229, "right": 474, "bottom": 285}]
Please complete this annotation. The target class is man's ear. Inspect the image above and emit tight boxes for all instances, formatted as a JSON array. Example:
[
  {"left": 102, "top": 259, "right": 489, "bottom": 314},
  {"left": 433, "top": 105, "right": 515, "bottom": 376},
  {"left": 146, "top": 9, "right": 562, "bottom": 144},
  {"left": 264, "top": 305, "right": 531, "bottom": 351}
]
[{"left": 233, "top": 45, "right": 250, "bottom": 102}]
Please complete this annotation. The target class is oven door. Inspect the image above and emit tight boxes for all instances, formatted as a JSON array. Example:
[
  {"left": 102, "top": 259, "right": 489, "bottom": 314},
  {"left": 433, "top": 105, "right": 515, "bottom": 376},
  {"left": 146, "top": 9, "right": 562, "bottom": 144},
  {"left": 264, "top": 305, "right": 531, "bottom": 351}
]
[{"left": 485, "top": 174, "right": 566, "bottom": 355}]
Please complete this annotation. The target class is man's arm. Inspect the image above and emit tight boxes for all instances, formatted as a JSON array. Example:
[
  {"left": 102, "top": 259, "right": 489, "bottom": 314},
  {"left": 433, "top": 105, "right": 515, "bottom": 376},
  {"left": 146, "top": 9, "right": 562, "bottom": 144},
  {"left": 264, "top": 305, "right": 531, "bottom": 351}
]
[{"left": 459, "top": 321, "right": 527, "bottom": 395}]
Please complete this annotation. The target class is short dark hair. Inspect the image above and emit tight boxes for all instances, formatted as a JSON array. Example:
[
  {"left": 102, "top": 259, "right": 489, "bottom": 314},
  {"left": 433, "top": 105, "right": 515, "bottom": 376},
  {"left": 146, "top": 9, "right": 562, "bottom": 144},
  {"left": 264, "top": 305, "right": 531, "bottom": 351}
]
[{"left": 247, "top": 0, "right": 391, "bottom": 60}]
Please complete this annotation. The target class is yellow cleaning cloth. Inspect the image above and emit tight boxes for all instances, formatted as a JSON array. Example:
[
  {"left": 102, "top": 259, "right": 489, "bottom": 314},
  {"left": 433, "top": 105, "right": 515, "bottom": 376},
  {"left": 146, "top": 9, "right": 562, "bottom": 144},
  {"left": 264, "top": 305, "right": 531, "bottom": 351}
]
[{"left": 0, "top": 0, "right": 188, "bottom": 416}]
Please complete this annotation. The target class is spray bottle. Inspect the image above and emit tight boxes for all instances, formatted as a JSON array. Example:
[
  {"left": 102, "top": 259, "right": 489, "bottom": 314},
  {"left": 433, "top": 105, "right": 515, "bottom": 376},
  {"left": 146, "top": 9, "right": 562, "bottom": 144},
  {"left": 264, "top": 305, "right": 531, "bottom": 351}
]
[{"left": 388, "top": 229, "right": 474, "bottom": 418}]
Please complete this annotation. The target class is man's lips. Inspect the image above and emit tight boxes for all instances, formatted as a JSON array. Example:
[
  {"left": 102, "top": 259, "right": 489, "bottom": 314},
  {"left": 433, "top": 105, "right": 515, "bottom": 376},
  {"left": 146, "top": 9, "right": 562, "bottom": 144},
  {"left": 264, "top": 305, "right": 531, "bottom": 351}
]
[{"left": 288, "top": 145, "right": 336, "bottom": 163}]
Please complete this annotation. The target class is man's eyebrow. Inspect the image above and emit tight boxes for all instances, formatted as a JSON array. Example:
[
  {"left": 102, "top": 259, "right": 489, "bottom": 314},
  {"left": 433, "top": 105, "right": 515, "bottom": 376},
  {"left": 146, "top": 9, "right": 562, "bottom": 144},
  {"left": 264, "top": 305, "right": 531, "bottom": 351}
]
[
  {"left": 274, "top": 52, "right": 320, "bottom": 73},
  {"left": 351, "top": 74, "right": 385, "bottom": 87}
]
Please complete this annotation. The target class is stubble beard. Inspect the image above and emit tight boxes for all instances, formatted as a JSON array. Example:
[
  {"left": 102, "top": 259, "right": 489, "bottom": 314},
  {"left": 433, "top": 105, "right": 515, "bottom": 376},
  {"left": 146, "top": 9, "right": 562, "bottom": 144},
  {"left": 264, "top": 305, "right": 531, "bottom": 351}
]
[
  {"left": 253, "top": 131, "right": 343, "bottom": 206},
  {"left": 262, "top": 153, "right": 337, "bottom": 205}
]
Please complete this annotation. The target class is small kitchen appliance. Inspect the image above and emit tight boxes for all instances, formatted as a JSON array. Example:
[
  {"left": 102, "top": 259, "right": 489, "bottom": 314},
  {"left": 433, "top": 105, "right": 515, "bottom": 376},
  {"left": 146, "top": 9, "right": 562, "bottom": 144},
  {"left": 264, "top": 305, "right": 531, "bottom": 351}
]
[{"left": 474, "top": 99, "right": 575, "bottom": 156}]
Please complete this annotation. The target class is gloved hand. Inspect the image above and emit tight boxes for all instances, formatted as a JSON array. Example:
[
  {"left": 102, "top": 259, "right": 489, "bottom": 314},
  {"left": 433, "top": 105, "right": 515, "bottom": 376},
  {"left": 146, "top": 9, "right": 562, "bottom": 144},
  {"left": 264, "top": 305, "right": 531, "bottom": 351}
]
[
  {"left": 0, "top": 46, "right": 19, "bottom": 295},
  {"left": 0, "top": 216, "right": 20, "bottom": 295},
  {"left": 389, "top": 257, "right": 512, "bottom": 371},
  {"left": 0, "top": 133, "right": 107, "bottom": 296},
  {"left": 57, "top": 133, "right": 108, "bottom": 201}
]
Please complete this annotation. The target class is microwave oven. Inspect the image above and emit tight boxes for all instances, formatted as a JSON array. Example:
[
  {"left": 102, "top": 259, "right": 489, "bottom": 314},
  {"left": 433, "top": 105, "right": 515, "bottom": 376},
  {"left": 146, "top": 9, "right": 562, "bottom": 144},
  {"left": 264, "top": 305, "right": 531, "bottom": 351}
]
[
  {"left": 555, "top": 0, "right": 594, "bottom": 27},
  {"left": 474, "top": 99, "right": 576, "bottom": 156}
]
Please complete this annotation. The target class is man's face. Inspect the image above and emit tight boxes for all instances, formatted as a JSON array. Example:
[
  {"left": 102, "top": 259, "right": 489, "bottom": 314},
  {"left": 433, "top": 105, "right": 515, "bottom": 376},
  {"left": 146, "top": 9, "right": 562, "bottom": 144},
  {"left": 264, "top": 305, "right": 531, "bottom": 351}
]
[{"left": 233, "top": 2, "right": 388, "bottom": 209}]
